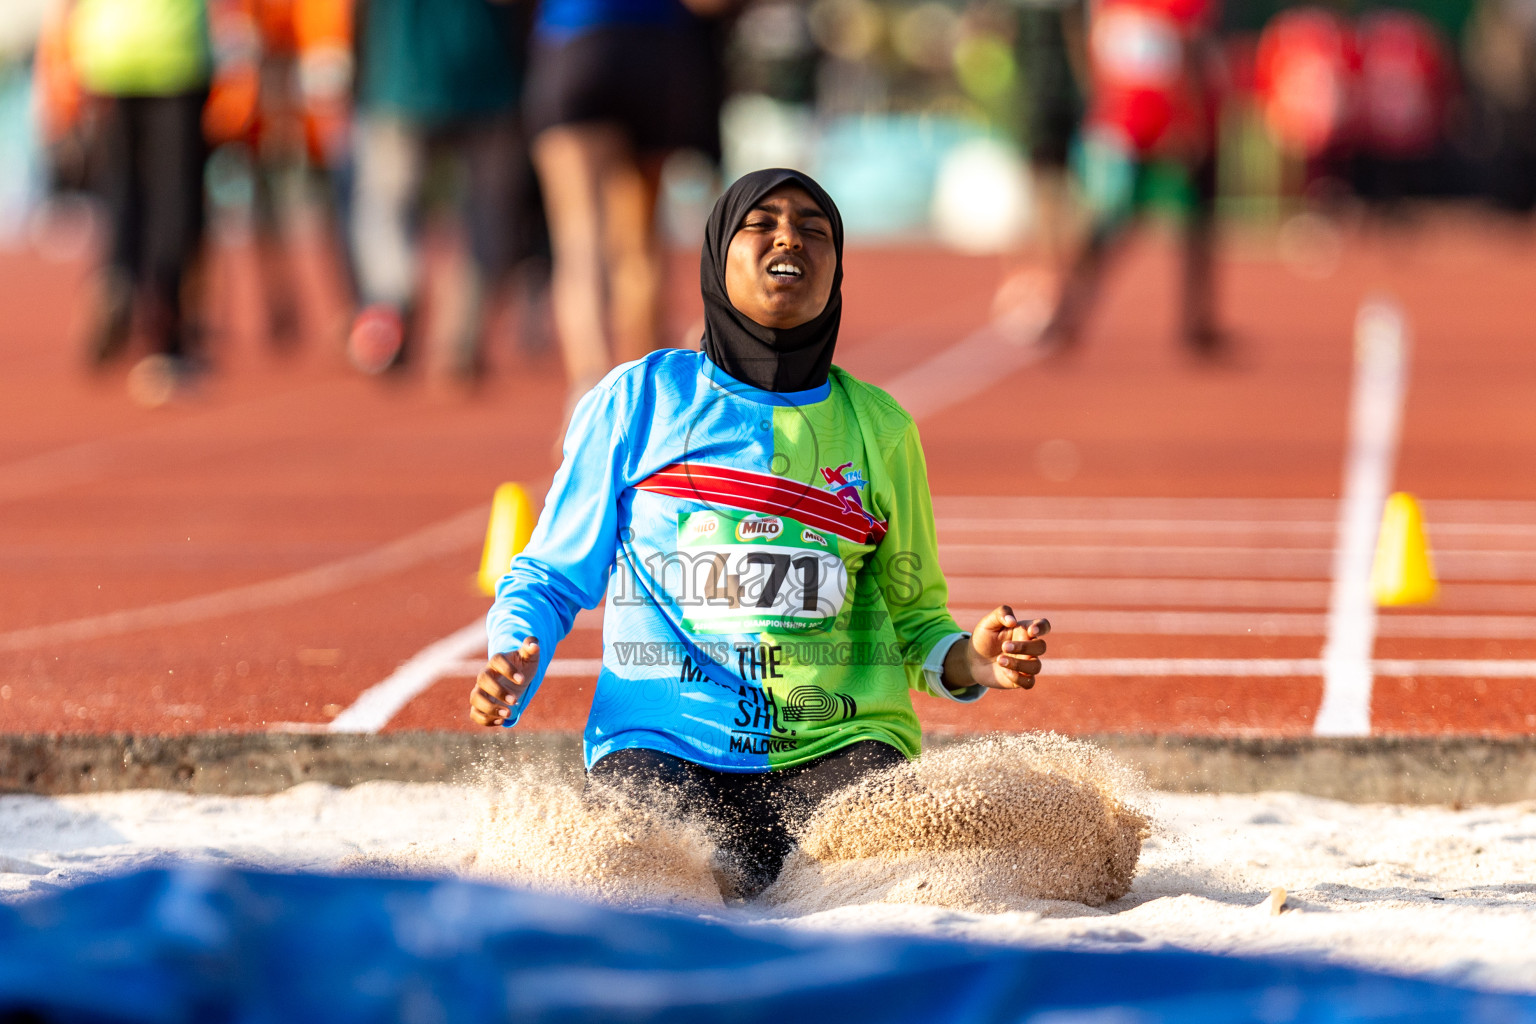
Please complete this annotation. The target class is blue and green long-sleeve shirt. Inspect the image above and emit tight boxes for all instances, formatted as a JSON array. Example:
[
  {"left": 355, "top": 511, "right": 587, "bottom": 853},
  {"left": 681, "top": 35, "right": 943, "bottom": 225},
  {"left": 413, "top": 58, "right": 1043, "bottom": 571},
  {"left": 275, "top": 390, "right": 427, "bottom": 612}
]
[{"left": 488, "top": 349, "right": 980, "bottom": 771}]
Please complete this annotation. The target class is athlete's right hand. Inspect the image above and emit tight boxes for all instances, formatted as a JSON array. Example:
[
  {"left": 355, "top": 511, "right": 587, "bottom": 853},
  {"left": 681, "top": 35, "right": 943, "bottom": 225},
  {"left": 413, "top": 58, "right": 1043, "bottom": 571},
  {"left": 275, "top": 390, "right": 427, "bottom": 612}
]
[{"left": 469, "top": 637, "right": 540, "bottom": 727}]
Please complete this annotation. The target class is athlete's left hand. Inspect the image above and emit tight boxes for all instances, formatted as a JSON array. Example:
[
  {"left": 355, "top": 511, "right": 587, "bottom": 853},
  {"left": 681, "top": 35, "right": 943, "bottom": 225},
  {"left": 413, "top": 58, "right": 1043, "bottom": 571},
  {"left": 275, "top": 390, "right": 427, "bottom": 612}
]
[{"left": 947, "top": 606, "right": 1049, "bottom": 690}]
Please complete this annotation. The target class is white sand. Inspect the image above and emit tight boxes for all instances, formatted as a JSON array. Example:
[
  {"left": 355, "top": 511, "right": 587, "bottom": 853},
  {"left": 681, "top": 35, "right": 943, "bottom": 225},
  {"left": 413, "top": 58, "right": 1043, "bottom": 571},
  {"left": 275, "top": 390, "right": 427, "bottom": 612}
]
[{"left": 3, "top": 781, "right": 1534, "bottom": 994}]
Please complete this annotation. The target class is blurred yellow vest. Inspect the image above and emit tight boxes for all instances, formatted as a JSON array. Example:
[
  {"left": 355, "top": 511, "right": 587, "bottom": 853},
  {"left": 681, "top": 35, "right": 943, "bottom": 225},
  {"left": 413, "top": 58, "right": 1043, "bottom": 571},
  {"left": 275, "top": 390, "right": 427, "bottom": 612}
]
[{"left": 70, "top": 0, "right": 211, "bottom": 96}]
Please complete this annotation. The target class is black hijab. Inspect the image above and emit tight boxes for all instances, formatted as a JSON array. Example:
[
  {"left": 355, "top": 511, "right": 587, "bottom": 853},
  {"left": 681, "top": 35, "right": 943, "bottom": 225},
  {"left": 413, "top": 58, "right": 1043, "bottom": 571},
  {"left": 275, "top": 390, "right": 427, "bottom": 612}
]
[{"left": 700, "top": 168, "right": 844, "bottom": 393}]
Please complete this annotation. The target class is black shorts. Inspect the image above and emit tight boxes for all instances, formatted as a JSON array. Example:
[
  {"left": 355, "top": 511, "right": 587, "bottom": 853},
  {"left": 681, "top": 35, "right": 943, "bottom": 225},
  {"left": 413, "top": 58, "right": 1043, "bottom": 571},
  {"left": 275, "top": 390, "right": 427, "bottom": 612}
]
[
  {"left": 587, "top": 739, "right": 904, "bottom": 898},
  {"left": 523, "top": 23, "right": 722, "bottom": 157}
]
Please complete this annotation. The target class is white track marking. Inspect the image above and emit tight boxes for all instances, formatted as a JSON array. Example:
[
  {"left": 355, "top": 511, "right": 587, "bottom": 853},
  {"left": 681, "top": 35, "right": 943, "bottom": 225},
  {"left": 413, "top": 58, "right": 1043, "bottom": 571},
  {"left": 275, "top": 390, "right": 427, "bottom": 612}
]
[
  {"left": 940, "top": 544, "right": 1334, "bottom": 577},
  {"left": 329, "top": 624, "right": 601, "bottom": 733},
  {"left": 945, "top": 577, "right": 1332, "bottom": 608},
  {"left": 496, "top": 607, "right": 1536, "bottom": 640},
  {"left": 945, "top": 609, "right": 1536, "bottom": 639},
  {"left": 428, "top": 655, "right": 1536, "bottom": 680},
  {"left": 941, "top": 516, "right": 1536, "bottom": 539},
  {"left": 949, "top": 579, "right": 1536, "bottom": 614},
  {"left": 1316, "top": 299, "right": 1409, "bottom": 737},
  {"left": 934, "top": 496, "right": 1344, "bottom": 519},
  {"left": 881, "top": 321, "right": 1053, "bottom": 421},
  {"left": 328, "top": 620, "right": 488, "bottom": 733},
  {"left": 941, "top": 547, "right": 1536, "bottom": 580},
  {"left": 937, "top": 517, "right": 1338, "bottom": 537},
  {"left": 1046, "top": 658, "right": 1536, "bottom": 678},
  {"left": 934, "top": 495, "right": 1536, "bottom": 524},
  {"left": 0, "top": 505, "right": 487, "bottom": 652}
]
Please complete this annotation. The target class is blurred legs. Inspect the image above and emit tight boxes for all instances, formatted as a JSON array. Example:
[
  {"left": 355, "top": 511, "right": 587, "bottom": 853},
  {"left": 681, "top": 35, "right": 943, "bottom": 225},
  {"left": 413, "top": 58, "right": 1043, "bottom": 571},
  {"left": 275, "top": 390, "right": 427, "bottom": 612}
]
[
  {"left": 534, "top": 124, "right": 625, "bottom": 395},
  {"left": 602, "top": 153, "right": 664, "bottom": 365},
  {"left": 348, "top": 116, "right": 424, "bottom": 371}
]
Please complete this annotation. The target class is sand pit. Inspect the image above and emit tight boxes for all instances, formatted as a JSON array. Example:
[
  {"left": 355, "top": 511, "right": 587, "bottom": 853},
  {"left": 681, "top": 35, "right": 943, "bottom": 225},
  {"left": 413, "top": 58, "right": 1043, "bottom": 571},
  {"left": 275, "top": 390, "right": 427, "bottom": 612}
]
[{"left": 2, "top": 738, "right": 1535, "bottom": 994}]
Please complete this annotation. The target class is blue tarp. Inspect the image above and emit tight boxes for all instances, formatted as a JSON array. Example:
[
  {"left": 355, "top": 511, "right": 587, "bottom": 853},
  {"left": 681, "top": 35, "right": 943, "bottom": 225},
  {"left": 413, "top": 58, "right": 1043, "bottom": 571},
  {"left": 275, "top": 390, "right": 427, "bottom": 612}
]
[{"left": 0, "top": 868, "right": 1531, "bottom": 1023}]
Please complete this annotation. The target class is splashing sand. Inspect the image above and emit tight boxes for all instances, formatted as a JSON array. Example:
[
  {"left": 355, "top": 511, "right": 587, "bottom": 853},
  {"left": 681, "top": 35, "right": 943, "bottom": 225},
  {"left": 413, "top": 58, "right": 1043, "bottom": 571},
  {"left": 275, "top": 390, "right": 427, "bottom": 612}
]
[
  {"left": 463, "top": 779, "right": 724, "bottom": 908},
  {"left": 762, "top": 734, "right": 1150, "bottom": 914},
  {"left": 349, "top": 735, "right": 1151, "bottom": 915}
]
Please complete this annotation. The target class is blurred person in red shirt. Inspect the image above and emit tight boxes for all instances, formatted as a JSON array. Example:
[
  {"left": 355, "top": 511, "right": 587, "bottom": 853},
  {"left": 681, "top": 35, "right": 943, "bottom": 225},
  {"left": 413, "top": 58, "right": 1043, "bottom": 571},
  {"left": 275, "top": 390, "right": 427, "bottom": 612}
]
[
  {"left": 200, "top": 0, "right": 361, "bottom": 351},
  {"left": 1351, "top": 9, "right": 1454, "bottom": 207},
  {"left": 1254, "top": 6, "right": 1358, "bottom": 196},
  {"left": 1039, "top": 0, "right": 1226, "bottom": 357}
]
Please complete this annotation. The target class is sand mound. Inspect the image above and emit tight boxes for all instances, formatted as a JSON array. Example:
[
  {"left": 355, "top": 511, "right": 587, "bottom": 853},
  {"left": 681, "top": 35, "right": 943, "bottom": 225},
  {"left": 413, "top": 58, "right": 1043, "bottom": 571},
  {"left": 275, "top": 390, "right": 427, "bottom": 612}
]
[
  {"left": 761, "top": 734, "right": 1150, "bottom": 914},
  {"left": 463, "top": 779, "right": 724, "bottom": 909}
]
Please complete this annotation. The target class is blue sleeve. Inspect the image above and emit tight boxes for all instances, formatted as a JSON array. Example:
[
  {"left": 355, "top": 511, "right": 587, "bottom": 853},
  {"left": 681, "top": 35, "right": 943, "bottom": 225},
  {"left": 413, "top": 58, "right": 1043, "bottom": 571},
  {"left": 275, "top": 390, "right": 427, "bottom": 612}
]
[{"left": 485, "top": 381, "right": 631, "bottom": 726}]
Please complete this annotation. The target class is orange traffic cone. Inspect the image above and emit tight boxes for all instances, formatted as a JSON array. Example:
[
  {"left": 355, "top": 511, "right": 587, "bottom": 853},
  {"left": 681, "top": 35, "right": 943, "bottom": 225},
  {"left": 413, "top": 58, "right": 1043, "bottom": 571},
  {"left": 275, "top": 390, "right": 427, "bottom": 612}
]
[
  {"left": 1371, "top": 492, "right": 1438, "bottom": 606},
  {"left": 477, "top": 483, "right": 534, "bottom": 596}
]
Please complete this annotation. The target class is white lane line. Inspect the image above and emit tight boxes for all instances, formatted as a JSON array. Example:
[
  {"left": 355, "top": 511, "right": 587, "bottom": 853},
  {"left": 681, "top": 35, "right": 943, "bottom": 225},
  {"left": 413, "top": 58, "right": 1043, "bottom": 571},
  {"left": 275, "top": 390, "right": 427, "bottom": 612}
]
[
  {"left": 945, "top": 577, "right": 1331, "bottom": 609},
  {"left": 933, "top": 496, "right": 1536, "bottom": 522},
  {"left": 939, "top": 518, "right": 1336, "bottom": 539},
  {"left": 948, "top": 608, "right": 1536, "bottom": 639},
  {"left": 328, "top": 620, "right": 488, "bottom": 733},
  {"left": 467, "top": 607, "right": 1536, "bottom": 640},
  {"left": 329, "top": 635, "right": 602, "bottom": 734},
  {"left": 427, "top": 655, "right": 1536, "bottom": 680},
  {"left": 1050, "top": 658, "right": 1536, "bottom": 678},
  {"left": 939, "top": 517, "right": 1536, "bottom": 541},
  {"left": 0, "top": 504, "right": 487, "bottom": 652},
  {"left": 1316, "top": 299, "right": 1409, "bottom": 737},
  {"left": 951, "top": 578, "right": 1536, "bottom": 614},
  {"left": 880, "top": 321, "right": 1053, "bottom": 421},
  {"left": 942, "top": 545, "right": 1536, "bottom": 580},
  {"left": 940, "top": 544, "right": 1332, "bottom": 577},
  {"left": 934, "top": 496, "right": 1344, "bottom": 519}
]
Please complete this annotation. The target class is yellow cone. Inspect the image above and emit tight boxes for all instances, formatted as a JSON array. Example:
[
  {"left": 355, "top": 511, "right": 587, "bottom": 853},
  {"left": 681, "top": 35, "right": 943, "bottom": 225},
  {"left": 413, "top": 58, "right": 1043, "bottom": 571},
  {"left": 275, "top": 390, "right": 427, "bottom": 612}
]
[
  {"left": 477, "top": 483, "right": 534, "bottom": 597},
  {"left": 1371, "top": 491, "right": 1438, "bottom": 606}
]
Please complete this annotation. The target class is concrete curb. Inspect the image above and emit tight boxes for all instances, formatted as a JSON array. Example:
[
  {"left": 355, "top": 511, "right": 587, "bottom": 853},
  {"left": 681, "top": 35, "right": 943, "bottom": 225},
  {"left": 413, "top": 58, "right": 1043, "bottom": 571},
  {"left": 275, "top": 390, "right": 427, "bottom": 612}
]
[{"left": 3, "top": 732, "right": 1535, "bottom": 804}]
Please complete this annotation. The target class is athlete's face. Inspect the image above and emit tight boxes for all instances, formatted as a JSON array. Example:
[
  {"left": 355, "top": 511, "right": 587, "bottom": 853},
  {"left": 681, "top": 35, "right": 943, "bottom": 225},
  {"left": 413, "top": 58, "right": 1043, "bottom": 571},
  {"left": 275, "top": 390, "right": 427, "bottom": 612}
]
[{"left": 724, "top": 185, "right": 837, "bottom": 330}]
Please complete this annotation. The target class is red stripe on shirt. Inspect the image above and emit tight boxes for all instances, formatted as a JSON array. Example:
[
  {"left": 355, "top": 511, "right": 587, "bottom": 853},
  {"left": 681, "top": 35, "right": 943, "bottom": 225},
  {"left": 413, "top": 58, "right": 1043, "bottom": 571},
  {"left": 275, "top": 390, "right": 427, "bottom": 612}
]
[{"left": 636, "top": 463, "right": 888, "bottom": 545}]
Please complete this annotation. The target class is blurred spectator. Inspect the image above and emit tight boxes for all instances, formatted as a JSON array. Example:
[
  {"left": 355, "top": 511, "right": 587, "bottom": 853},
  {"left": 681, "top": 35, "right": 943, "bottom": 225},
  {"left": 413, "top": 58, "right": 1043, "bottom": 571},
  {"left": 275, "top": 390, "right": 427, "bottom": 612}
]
[
  {"left": 993, "top": 0, "right": 1086, "bottom": 336},
  {"left": 346, "top": 0, "right": 536, "bottom": 382},
  {"left": 203, "top": 0, "right": 305, "bottom": 349},
  {"left": 64, "top": 0, "right": 214, "bottom": 401},
  {"left": 1254, "top": 6, "right": 1357, "bottom": 196},
  {"left": 1463, "top": 0, "right": 1536, "bottom": 210},
  {"left": 523, "top": 0, "right": 727, "bottom": 428},
  {"left": 1351, "top": 9, "right": 1454, "bottom": 207},
  {"left": 1040, "top": 0, "right": 1225, "bottom": 357},
  {"left": 0, "top": 3, "right": 46, "bottom": 239}
]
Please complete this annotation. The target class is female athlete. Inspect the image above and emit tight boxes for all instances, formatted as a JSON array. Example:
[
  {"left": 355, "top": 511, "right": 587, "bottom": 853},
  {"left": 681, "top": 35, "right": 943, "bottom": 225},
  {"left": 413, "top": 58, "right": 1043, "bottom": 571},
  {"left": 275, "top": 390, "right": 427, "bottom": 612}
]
[{"left": 472, "top": 169, "right": 1050, "bottom": 897}]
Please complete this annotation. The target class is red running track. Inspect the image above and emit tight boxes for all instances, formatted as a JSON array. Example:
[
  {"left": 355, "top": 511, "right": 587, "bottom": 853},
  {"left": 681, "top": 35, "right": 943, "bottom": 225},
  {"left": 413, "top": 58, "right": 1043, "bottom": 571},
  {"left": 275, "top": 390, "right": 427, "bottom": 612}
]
[{"left": 4, "top": 213, "right": 1536, "bottom": 738}]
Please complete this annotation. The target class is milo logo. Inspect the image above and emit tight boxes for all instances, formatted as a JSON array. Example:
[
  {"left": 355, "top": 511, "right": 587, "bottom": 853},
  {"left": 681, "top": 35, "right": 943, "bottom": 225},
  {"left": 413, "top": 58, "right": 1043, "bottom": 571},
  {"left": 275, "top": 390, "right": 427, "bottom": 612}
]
[
  {"left": 735, "top": 514, "right": 783, "bottom": 542},
  {"left": 801, "top": 528, "right": 828, "bottom": 548},
  {"left": 689, "top": 515, "right": 718, "bottom": 537}
]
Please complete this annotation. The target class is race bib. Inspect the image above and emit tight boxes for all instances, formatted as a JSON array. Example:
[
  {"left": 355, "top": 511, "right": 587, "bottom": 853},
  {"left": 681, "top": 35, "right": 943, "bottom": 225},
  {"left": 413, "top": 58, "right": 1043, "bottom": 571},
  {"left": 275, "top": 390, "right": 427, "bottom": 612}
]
[{"left": 667, "top": 510, "right": 850, "bottom": 635}]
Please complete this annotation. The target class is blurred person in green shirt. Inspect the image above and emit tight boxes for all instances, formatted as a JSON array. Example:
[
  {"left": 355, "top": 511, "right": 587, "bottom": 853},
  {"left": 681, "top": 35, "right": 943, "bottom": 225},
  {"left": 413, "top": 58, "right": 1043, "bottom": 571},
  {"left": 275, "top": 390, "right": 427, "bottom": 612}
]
[{"left": 67, "top": 0, "right": 212, "bottom": 401}]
